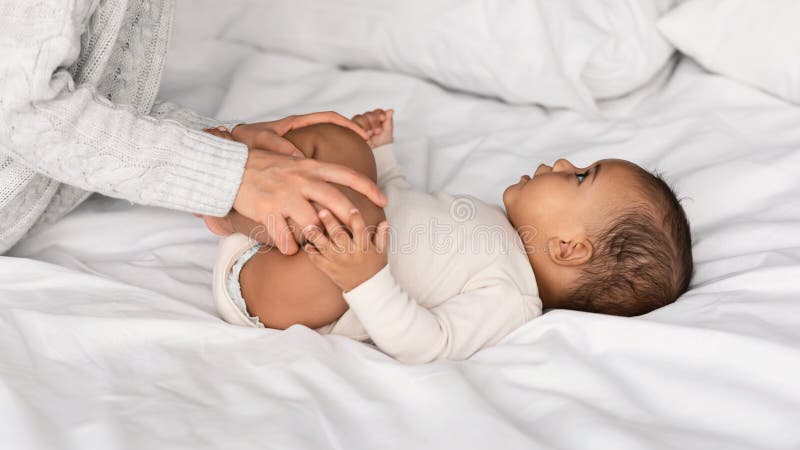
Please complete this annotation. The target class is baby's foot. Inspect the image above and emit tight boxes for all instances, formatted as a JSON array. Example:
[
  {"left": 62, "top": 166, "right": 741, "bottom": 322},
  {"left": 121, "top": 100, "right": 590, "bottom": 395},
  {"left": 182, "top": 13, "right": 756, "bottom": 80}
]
[{"left": 352, "top": 109, "right": 394, "bottom": 148}]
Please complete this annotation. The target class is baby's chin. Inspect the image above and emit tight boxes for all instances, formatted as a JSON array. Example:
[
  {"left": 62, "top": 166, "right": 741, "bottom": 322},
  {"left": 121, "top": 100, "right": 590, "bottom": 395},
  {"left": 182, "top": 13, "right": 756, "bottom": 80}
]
[
  {"left": 502, "top": 175, "right": 528, "bottom": 203},
  {"left": 502, "top": 184, "right": 516, "bottom": 210}
]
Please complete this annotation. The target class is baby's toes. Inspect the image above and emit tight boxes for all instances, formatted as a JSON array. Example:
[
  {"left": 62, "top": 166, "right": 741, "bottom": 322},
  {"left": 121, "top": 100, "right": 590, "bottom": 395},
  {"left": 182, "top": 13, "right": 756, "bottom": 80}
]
[
  {"left": 370, "top": 108, "right": 387, "bottom": 120},
  {"left": 351, "top": 114, "right": 372, "bottom": 132},
  {"left": 365, "top": 114, "right": 382, "bottom": 131}
]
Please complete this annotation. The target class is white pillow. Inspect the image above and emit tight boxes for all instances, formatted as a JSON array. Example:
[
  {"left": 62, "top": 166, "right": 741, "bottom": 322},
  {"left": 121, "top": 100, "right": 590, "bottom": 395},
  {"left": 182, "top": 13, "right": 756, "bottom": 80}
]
[
  {"left": 658, "top": 0, "right": 800, "bottom": 104},
  {"left": 223, "top": 0, "right": 675, "bottom": 113}
]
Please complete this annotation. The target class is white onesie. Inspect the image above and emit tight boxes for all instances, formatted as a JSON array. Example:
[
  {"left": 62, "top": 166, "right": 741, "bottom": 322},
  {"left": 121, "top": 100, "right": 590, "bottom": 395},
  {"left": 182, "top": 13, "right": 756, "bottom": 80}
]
[{"left": 212, "top": 144, "right": 542, "bottom": 363}]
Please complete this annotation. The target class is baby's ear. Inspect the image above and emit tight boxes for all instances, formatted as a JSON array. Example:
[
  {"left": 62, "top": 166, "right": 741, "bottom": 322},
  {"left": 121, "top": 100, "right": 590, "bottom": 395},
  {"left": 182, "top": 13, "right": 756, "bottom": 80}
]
[{"left": 547, "top": 236, "right": 593, "bottom": 267}]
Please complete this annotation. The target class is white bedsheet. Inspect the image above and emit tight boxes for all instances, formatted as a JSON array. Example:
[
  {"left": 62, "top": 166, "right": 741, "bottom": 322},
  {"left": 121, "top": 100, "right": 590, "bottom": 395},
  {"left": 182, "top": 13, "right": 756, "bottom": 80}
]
[{"left": 2, "top": 8, "right": 800, "bottom": 450}]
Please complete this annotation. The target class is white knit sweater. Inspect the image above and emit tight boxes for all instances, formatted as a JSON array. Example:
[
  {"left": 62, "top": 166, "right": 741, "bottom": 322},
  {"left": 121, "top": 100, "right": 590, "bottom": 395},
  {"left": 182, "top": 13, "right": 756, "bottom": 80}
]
[{"left": 0, "top": 0, "right": 249, "bottom": 254}]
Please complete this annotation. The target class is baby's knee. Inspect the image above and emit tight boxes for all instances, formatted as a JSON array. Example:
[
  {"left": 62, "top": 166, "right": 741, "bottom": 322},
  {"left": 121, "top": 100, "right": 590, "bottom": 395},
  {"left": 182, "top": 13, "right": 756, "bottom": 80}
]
[
  {"left": 287, "top": 122, "right": 366, "bottom": 149},
  {"left": 285, "top": 123, "right": 377, "bottom": 181}
]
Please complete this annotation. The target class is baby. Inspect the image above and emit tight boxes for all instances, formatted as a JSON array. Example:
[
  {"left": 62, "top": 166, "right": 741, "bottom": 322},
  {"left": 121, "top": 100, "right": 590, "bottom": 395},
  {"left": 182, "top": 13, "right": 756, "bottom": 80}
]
[{"left": 211, "top": 109, "right": 693, "bottom": 364}]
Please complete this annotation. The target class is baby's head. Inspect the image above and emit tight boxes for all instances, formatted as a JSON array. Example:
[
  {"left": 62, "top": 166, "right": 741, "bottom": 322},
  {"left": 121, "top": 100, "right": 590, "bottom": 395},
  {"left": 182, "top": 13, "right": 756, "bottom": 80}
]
[{"left": 503, "top": 158, "right": 693, "bottom": 316}]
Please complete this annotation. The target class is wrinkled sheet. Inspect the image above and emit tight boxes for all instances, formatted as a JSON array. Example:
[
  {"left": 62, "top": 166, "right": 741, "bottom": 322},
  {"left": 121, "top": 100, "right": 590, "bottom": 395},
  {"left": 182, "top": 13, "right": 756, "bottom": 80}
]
[{"left": 2, "top": 5, "right": 800, "bottom": 449}]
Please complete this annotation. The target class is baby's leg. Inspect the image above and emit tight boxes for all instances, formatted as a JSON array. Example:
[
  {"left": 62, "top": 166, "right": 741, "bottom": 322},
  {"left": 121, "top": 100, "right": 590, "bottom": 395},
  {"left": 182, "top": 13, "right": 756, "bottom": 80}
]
[{"left": 238, "top": 124, "right": 386, "bottom": 330}]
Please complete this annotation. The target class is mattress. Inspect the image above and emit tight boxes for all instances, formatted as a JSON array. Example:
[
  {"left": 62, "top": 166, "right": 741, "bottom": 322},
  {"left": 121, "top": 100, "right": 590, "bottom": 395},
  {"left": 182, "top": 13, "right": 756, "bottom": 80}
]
[{"left": 2, "top": 4, "right": 799, "bottom": 449}]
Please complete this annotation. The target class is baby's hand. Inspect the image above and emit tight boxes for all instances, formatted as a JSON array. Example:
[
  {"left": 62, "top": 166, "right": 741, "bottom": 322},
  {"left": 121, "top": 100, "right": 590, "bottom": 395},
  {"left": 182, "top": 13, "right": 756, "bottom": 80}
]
[
  {"left": 352, "top": 109, "right": 394, "bottom": 149},
  {"left": 302, "top": 208, "right": 390, "bottom": 292}
]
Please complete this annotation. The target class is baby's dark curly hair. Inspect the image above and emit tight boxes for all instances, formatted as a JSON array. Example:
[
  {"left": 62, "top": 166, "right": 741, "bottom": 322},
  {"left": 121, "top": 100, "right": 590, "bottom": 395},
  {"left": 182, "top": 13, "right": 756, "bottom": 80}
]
[{"left": 561, "top": 169, "right": 693, "bottom": 316}]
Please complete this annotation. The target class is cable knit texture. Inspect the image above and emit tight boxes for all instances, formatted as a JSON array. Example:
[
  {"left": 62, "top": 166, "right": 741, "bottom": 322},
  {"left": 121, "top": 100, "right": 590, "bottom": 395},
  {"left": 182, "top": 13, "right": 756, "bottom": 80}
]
[{"left": 0, "top": 0, "right": 249, "bottom": 254}]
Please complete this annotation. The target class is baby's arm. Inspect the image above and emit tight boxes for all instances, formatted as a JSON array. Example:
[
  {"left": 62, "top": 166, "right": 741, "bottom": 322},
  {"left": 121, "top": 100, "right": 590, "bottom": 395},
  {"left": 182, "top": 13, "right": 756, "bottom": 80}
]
[
  {"left": 344, "top": 273, "right": 532, "bottom": 364},
  {"left": 303, "top": 209, "right": 532, "bottom": 364}
]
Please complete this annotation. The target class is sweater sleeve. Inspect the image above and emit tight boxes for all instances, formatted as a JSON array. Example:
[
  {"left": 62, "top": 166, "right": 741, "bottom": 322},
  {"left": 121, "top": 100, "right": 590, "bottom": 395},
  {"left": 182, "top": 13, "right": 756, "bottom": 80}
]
[
  {"left": 149, "top": 99, "right": 242, "bottom": 133},
  {"left": 342, "top": 264, "right": 533, "bottom": 364},
  {"left": 0, "top": 2, "right": 248, "bottom": 217}
]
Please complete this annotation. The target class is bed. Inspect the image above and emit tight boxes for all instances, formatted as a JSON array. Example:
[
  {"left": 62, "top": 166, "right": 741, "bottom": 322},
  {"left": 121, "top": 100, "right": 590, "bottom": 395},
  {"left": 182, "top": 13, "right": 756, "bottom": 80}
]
[{"left": 2, "top": 1, "right": 799, "bottom": 449}]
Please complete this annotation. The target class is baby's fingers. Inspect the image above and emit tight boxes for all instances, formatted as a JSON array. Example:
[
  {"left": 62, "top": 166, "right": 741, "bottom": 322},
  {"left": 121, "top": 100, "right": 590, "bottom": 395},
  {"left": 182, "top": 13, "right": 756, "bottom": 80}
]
[
  {"left": 383, "top": 109, "right": 394, "bottom": 132},
  {"left": 375, "top": 220, "right": 390, "bottom": 253},
  {"left": 370, "top": 108, "right": 387, "bottom": 121},
  {"left": 304, "top": 243, "right": 335, "bottom": 276},
  {"left": 364, "top": 110, "right": 383, "bottom": 132},
  {"left": 318, "top": 209, "right": 350, "bottom": 251},
  {"left": 303, "top": 225, "right": 330, "bottom": 255}
]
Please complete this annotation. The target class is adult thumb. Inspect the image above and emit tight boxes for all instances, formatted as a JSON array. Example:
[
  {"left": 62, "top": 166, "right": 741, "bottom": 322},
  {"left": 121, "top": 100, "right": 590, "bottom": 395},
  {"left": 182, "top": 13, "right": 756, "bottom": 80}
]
[
  {"left": 255, "top": 133, "right": 305, "bottom": 158},
  {"left": 200, "top": 215, "right": 235, "bottom": 236}
]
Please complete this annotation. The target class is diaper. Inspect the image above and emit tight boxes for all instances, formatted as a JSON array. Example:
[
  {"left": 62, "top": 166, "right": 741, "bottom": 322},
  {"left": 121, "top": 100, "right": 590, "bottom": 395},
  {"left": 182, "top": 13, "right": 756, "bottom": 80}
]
[
  {"left": 212, "top": 232, "right": 265, "bottom": 328},
  {"left": 212, "top": 233, "right": 371, "bottom": 341}
]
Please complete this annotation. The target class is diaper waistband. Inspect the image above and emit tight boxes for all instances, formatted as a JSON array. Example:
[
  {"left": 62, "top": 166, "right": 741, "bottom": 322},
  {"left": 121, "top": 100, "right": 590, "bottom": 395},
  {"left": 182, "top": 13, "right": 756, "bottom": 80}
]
[{"left": 212, "top": 233, "right": 265, "bottom": 328}]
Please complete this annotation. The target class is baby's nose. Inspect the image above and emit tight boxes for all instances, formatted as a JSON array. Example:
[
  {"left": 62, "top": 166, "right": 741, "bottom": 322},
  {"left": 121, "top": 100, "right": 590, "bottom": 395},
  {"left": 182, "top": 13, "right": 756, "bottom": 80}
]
[{"left": 552, "top": 158, "right": 575, "bottom": 172}]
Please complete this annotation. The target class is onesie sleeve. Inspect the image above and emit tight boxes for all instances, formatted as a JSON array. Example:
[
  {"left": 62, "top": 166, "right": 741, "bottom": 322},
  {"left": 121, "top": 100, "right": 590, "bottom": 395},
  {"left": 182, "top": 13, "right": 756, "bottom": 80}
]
[
  {"left": 342, "top": 264, "right": 541, "bottom": 364},
  {"left": 372, "top": 144, "right": 412, "bottom": 190}
]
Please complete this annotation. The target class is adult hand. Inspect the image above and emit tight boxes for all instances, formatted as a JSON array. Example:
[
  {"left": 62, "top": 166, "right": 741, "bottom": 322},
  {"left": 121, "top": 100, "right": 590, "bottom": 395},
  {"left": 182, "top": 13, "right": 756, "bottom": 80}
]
[
  {"left": 230, "top": 112, "right": 369, "bottom": 157},
  {"left": 232, "top": 149, "right": 387, "bottom": 255},
  {"left": 198, "top": 112, "right": 386, "bottom": 254}
]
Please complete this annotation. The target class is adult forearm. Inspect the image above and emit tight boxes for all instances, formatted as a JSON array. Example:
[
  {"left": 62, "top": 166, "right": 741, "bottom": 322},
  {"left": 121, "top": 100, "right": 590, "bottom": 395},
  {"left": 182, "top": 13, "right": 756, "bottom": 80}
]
[
  {"left": 0, "top": 86, "right": 248, "bottom": 216},
  {"left": 150, "top": 100, "right": 242, "bottom": 133}
]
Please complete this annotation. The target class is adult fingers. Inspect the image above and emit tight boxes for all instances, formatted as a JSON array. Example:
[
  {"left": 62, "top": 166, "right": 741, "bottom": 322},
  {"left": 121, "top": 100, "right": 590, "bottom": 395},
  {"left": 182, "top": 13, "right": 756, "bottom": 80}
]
[
  {"left": 284, "top": 111, "right": 369, "bottom": 140},
  {"left": 266, "top": 213, "right": 299, "bottom": 255},
  {"left": 228, "top": 210, "right": 272, "bottom": 244},
  {"left": 254, "top": 133, "right": 305, "bottom": 157},
  {"left": 204, "top": 129, "right": 225, "bottom": 139},
  {"left": 375, "top": 220, "right": 390, "bottom": 253},
  {"left": 202, "top": 215, "right": 235, "bottom": 237},
  {"left": 349, "top": 209, "right": 367, "bottom": 248},
  {"left": 300, "top": 177, "right": 362, "bottom": 224},
  {"left": 283, "top": 198, "right": 322, "bottom": 237},
  {"left": 285, "top": 217, "right": 306, "bottom": 247},
  {"left": 311, "top": 160, "right": 387, "bottom": 207},
  {"left": 302, "top": 223, "right": 330, "bottom": 255}
]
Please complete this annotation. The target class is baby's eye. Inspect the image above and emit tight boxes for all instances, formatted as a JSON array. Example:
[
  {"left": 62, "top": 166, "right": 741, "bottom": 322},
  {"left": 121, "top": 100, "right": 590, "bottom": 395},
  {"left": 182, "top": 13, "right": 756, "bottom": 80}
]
[{"left": 576, "top": 171, "right": 588, "bottom": 183}]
